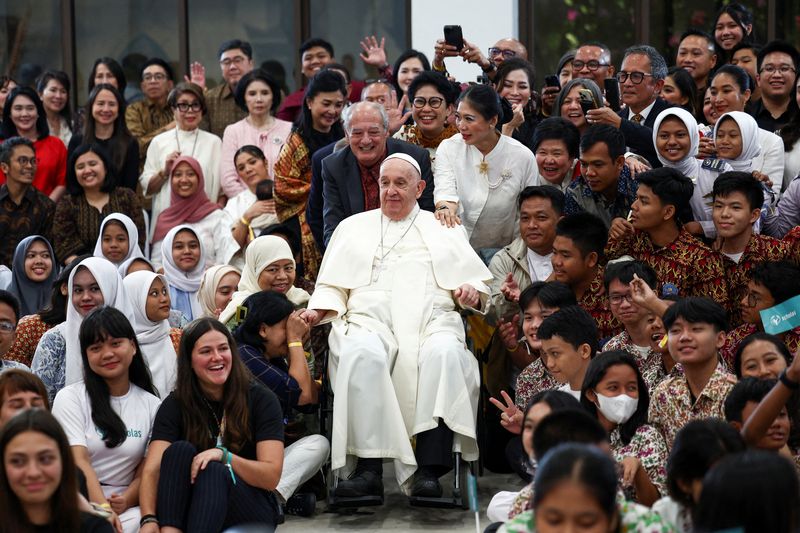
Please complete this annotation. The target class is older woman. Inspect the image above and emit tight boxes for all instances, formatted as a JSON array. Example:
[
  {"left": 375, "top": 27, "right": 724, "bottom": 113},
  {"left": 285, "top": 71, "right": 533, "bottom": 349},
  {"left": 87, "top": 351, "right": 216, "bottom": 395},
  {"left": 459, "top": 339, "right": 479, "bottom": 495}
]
[
  {"left": 68, "top": 84, "right": 139, "bottom": 191},
  {"left": 434, "top": 84, "right": 536, "bottom": 256},
  {"left": 0, "top": 87, "right": 67, "bottom": 200},
  {"left": 53, "top": 144, "right": 145, "bottom": 265},
  {"left": 36, "top": 70, "right": 73, "bottom": 147},
  {"left": 139, "top": 82, "right": 222, "bottom": 241},
  {"left": 393, "top": 71, "right": 458, "bottom": 162},
  {"left": 220, "top": 70, "right": 292, "bottom": 198},
  {"left": 531, "top": 117, "right": 581, "bottom": 192},
  {"left": 553, "top": 78, "right": 603, "bottom": 136}
]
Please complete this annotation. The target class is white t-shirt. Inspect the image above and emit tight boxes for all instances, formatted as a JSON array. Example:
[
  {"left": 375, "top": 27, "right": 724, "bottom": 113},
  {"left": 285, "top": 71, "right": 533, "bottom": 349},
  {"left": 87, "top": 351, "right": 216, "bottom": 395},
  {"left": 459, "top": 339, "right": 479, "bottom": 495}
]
[
  {"left": 53, "top": 382, "right": 161, "bottom": 489},
  {"left": 526, "top": 249, "right": 553, "bottom": 282},
  {"left": 558, "top": 382, "right": 582, "bottom": 400},
  {"left": 722, "top": 251, "right": 744, "bottom": 264}
]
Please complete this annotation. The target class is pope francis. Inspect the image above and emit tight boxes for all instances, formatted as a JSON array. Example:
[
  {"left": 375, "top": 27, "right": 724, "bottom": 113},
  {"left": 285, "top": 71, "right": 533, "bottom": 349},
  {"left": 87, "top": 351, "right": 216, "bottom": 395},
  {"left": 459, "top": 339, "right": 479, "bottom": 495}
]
[{"left": 300, "top": 152, "right": 492, "bottom": 501}]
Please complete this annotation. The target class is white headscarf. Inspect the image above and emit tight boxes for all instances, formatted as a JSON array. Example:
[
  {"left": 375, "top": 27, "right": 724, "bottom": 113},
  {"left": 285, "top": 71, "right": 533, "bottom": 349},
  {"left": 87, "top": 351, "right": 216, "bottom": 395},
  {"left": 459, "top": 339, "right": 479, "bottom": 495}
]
[
  {"left": 219, "top": 236, "right": 309, "bottom": 323},
  {"left": 198, "top": 265, "right": 241, "bottom": 318},
  {"left": 652, "top": 107, "right": 701, "bottom": 178},
  {"left": 713, "top": 111, "right": 761, "bottom": 172},
  {"left": 161, "top": 225, "right": 206, "bottom": 321},
  {"left": 92, "top": 213, "right": 147, "bottom": 266},
  {"left": 65, "top": 257, "right": 136, "bottom": 386},
  {"left": 122, "top": 271, "right": 177, "bottom": 399},
  {"left": 117, "top": 256, "right": 155, "bottom": 278}
]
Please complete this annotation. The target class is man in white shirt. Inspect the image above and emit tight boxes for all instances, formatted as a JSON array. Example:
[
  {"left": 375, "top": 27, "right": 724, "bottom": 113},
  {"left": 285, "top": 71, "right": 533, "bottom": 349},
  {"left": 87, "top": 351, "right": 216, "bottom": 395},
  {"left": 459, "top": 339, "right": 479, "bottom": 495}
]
[{"left": 301, "top": 153, "right": 491, "bottom": 501}]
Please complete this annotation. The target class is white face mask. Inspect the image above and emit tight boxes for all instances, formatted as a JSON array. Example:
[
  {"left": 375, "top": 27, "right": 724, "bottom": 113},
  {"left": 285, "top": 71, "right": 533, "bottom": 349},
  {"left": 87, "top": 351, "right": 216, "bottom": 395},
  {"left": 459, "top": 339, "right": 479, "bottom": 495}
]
[{"left": 595, "top": 392, "right": 638, "bottom": 424}]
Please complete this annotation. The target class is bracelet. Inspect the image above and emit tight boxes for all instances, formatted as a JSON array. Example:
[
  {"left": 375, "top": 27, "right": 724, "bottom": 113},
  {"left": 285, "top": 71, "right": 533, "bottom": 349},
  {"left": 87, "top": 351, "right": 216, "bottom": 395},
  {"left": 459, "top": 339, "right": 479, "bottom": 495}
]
[
  {"left": 432, "top": 62, "right": 447, "bottom": 73},
  {"left": 780, "top": 369, "right": 800, "bottom": 390},
  {"left": 288, "top": 341, "right": 304, "bottom": 348},
  {"left": 99, "top": 503, "right": 111, "bottom": 509},
  {"left": 140, "top": 515, "right": 159, "bottom": 527},
  {"left": 481, "top": 62, "right": 497, "bottom": 73},
  {"left": 239, "top": 216, "right": 251, "bottom": 227}
]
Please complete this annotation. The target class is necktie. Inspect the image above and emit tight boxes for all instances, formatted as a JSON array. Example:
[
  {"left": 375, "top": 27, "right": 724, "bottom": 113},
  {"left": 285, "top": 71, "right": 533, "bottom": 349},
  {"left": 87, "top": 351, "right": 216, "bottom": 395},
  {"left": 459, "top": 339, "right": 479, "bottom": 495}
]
[{"left": 631, "top": 113, "right": 643, "bottom": 124}]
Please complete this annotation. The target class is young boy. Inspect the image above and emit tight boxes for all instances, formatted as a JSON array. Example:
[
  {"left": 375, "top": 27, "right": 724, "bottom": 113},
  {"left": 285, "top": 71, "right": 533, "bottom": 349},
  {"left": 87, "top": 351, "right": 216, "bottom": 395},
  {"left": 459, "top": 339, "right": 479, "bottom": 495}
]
[
  {"left": 724, "top": 377, "right": 791, "bottom": 453},
  {"left": 607, "top": 167, "right": 728, "bottom": 307},
  {"left": 648, "top": 297, "right": 735, "bottom": 450},
  {"left": 0, "top": 290, "right": 28, "bottom": 373},
  {"left": 602, "top": 260, "right": 667, "bottom": 391},
  {"left": 711, "top": 172, "right": 789, "bottom": 326},
  {"left": 537, "top": 305, "right": 599, "bottom": 400},
  {"left": 553, "top": 212, "right": 621, "bottom": 341}
]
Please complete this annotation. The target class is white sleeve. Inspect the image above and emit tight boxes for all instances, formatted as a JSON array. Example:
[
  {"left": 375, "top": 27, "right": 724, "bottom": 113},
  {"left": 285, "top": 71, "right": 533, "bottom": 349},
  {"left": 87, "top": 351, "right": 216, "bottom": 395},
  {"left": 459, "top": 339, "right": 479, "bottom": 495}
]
[
  {"left": 432, "top": 139, "right": 460, "bottom": 204},
  {"left": 215, "top": 210, "right": 241, "bottom": 265},
  {"left": 51, "top": 386, "right": 89, "bottom": 448},
  {"left": 139, "top": 136, "right": 164, "bottom": 196},
  {"left": 758, "top": 131, "right": 784, "bottom": 200}
]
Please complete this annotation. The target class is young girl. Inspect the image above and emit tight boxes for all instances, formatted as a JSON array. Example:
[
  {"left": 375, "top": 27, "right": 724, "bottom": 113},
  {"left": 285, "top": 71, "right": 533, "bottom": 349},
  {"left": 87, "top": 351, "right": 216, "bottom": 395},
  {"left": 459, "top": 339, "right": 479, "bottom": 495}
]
[
  {"left": 93, "top": 214, "right": 146, "bottom": 267},
  {"left": 122, "top": 271, "right": 181, "bottom": 398},
  {"left": 31, "top": 256, "right": 135, "bottom": 403},
  {"left": 503, "top": 443, "right": 668, "bottom": 533},
  {"left": 160, "top": 225, "right": 205, "bottom": 322},
  {"left": 0, "top": 409, "right": 114, "bottom": 533},
  {"left": 652, "top": 107, "right": 733, "bottom": 238},
  {"left": 198, "top": 265, "right": 241, "bottom": 319},
  {"left": 581, "top": 350, "right": 668, "bottom": 505},
  {"left": 7, "top": 236, "right": 58, "bottom": 317},
  {"left": 220, "top": 235, "right": 310, "bottom": 324},
  {"left": 139, "top": 318, "right": 284, "bottom": 532},
  {"left": 149, "top": 156, "right": 238, "bottom": 270},
  {"left": 52, "top": 306, "right": 161, "bottom": 533}
]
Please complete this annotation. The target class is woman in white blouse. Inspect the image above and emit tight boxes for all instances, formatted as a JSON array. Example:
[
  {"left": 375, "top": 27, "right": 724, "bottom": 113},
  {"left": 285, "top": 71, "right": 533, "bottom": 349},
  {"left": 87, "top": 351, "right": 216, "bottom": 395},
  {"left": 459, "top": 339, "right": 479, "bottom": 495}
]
[
  {"left": 433, "top": 84, "right": 536, "bottom": 255},
  {"left": 139, "top": 82, "right": 222, "bottom": 240}
]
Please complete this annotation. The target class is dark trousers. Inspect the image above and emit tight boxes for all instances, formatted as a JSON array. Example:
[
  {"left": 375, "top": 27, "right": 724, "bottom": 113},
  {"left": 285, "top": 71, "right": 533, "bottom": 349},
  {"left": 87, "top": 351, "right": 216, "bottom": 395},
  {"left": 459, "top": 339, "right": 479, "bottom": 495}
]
[
  {"left": 415, "top": 420, "right": 455, "bottom": 477},
  {"left": 157, "top": 441, "right": 278, "bottom": 532}
]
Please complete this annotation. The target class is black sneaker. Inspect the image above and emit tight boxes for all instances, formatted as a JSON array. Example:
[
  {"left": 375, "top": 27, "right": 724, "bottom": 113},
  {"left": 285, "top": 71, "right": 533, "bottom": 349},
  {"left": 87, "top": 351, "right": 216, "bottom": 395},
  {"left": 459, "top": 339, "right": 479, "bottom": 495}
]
[
  {"left": 333, "top": 460, "right": 384, "bottom": 499},
  {"left": 285, "top": 492, "right": 316, "bottom": 517}
]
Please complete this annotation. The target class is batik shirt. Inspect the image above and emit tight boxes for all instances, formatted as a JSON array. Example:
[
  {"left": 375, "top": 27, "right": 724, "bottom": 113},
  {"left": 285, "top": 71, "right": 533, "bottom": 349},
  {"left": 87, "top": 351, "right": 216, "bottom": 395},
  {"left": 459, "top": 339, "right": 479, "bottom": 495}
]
[
  {"left": 515, "top": 357, "right": 560, "bottom": 410},
  {"left": 579, "top": 267, "right": 623, "bottom": 343},
  {"left": 564, "top": 165, "right": 638, "bottom": 229},
  {"left": 610, "top": 424, "right": 669, "bottom": 501},
  {"left": 603, "top": 331, "right": 666, "bottom": 392},
  {"left": 720, "top": 323, "right": 800, "bottom": 372},
  {"left": 502, "top": 500, "right": 671, "bottom": 533}
]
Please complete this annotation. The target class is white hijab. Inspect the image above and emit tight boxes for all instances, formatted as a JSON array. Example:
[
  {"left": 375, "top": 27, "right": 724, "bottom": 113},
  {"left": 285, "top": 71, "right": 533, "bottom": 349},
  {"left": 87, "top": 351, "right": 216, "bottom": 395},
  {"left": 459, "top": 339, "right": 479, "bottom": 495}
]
[
  {"left": 652, "top": 107, "right": 701, "bottom": 178},
  {"left": 198, "top": 265, "right": 241, "bottom": 318},
  {"left": 219, "top": 236, "right": 309, "bottom": 323},
  {"left": 65, "top": 257, "right": 136, "bottom": 386},
  {"left": 122, "top": 271, "right": 177, "bottom": 399},
  {"left": 92, "top": 213, "right": 147, "bottom": 266},
  {"left": 161, "top": 225, "right": 206, "bottom": 320},
  {"left": 713, "top": 111, "right": 761, "bottom": 172},
  {"left": 118, "top": 256, "right": 155, "bottom": 278}
]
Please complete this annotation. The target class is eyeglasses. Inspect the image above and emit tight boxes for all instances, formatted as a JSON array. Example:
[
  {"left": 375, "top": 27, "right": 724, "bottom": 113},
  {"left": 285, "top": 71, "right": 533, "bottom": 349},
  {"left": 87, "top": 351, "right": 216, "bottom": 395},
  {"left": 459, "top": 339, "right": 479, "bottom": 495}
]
[
  {"left": 572, "top": 60, "right": 610, "bottom": 72},
  {"left": 760, "top": 64, "right": 796, "bottom": 75},
  {"left": 143, "top": 73, "right": 168, "bottom": 82},
  {"left": 489, "top": 48, "right": 517, "bottom": 60},
  {"left": 174, "top": 102, "right": 202, "bottom": 112},
  {"left": 608, "top": 294, "right": 634, "bottom": 305},
  {"left": 220, "top": 56, "right": 247, "bottom": 68},
  {"left": 412, "top": 96, "right": 445, "bottom": 109},
  {"left": 616, "top": 71, "right": 654, "bottom": 84},
  {"left": 0, "top": 321, "right": 15, "bottom": 333},
  {"left": 14, "top": 156, "right": 38, "bottom": 167}
]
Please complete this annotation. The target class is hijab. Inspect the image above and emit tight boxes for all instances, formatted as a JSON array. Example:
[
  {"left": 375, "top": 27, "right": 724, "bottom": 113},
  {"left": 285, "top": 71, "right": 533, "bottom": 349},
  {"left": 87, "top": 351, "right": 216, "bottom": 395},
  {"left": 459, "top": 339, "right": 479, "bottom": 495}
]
[
  {"left": 151, "top": 156, "right": 220, "bottom": 243},
  {"left": 219, "top": 235, "right": 309, "bottom": 323},
  {"left": 8, "top": 236, "right": 59, "bottom": 317},
  {"left": 713, "top": 111, "right": 761, "bottom": 172},
  {"left": 64, "top": 257, "right": 135, "bottom": 386},
  {"left": 198, "top": 265, "right": 241, "bottom": 318},
  {"left": 652, "top": 107, "right": 701, "bottom": 178},
  {"left": 161, "top": 224, "right": 206, "bottom": 321},
  {"left": 92, "top": 213, "right": 146, "bottom": 267},
  {"left": 117, "top": 256, "right": 155, "bottom": 278},
  {"left": 122, "top": 271, "right": 177, "bottom": 398}
]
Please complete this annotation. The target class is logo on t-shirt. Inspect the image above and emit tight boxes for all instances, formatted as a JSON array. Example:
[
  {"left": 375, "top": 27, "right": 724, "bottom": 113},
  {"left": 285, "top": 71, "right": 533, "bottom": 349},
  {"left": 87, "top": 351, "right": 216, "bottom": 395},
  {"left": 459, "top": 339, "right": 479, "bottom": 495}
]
[{"left": 93, "top": 426, "right": 143, "bottom": 439}]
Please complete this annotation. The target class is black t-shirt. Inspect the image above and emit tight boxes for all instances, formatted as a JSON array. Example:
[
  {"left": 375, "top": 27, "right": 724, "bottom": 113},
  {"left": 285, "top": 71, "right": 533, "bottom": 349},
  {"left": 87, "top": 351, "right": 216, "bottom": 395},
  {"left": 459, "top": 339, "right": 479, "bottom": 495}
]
[
  {"left": 33, "top": 512, "right": 114, "bottom": 533},
  {"left": 150, "top": 382, "right": 284, "bottom": 459}
]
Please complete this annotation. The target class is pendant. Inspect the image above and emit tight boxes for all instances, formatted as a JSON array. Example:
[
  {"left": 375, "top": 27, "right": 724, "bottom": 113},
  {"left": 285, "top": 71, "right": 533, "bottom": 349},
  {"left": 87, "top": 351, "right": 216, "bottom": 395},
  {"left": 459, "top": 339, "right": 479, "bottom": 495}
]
[
  {"left": 478, "top": 159, "right": 489, "bottom": 175},
  {"left": 372, "top": 261, "right": 383, "bottom": 282}
]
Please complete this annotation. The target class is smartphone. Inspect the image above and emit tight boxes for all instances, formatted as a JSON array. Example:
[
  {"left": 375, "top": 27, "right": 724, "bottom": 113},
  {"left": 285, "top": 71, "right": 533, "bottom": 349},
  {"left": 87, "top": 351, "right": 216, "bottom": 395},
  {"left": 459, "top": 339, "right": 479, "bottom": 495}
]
[
  {"left": 255, "top": 179, "right": 274, "bottom": 201},
  {"left": 544, "top": 75, "right": 561, "bottom": 90},
  {"left": 443, "top": 25, "right": 464, "bottom": 51},
  {"left": 578, "top": 89, "right": 598, "bottom": 115},
  {"left": 604, "top": 78, "right": 620, "bottom": 111}
]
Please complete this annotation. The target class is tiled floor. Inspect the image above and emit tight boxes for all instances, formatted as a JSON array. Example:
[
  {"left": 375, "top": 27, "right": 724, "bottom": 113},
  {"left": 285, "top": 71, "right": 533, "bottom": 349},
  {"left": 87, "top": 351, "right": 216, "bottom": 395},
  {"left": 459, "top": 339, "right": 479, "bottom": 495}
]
[{"left": 280, "top": 468, "right": 520, "bottom": 532}]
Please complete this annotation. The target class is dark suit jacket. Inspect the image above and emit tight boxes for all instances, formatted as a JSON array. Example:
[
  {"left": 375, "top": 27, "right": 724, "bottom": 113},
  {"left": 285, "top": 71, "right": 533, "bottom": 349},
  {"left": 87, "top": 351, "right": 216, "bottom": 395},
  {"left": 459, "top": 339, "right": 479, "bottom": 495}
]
[
  {"left": 321, "top": 138, "right": 435, "bottom": 246},
  {"left": 617, "top": 97, "right": 673, "bottom": 168},
  {"left": 307, "top": 142, "right": 337, "bottom": 254}
]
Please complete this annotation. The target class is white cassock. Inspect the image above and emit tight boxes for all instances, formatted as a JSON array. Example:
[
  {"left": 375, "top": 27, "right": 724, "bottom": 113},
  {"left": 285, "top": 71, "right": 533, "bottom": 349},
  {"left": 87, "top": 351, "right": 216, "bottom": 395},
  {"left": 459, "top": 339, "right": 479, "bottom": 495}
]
[{"left": 308, "top": 204, "right": 492, "bottom": 492}]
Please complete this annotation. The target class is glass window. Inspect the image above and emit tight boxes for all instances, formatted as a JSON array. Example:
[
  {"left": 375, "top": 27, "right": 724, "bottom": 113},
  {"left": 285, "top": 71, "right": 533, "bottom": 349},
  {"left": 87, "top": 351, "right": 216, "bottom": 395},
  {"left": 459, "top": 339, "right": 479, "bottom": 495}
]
[
  {"left": 309, "top": 0, "right": 409, "bottom": 83},
  {"left": 74, "top": 0, "right": 180, "bottom": 104},
  {"left": 530, "top": 0, "right": 635, "bottom": 79},
  {"left": 0, "top": 1, "right": 63, "bottom": 87},
  {"left": 188, "top": 0, "right": 296, "bottom": 94}
]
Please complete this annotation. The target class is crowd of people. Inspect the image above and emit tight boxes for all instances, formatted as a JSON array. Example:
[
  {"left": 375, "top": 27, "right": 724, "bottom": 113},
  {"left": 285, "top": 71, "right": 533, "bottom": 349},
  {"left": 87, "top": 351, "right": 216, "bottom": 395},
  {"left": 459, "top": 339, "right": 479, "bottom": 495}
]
[{"left": 2, "top": 2, "right": 800, "bottom": 531}]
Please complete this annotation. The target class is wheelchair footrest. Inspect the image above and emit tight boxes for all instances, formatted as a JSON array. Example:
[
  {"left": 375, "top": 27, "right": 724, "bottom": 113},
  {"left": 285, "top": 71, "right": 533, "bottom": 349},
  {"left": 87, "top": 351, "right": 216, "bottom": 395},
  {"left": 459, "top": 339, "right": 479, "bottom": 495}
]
[
  {"left": 327, "top": 493, "right": 384, "bottom": 511},
  {"left": 408, "top": 490, "right": 465, "bottom": 509}
]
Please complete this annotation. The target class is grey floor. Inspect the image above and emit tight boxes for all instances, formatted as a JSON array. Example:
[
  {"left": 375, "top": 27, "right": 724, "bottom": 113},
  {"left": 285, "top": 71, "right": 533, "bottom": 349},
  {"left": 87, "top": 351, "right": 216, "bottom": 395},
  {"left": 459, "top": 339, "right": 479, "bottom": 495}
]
[{"left": 280, "top": 467, "right": 520, "bottom": 532}]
